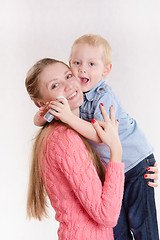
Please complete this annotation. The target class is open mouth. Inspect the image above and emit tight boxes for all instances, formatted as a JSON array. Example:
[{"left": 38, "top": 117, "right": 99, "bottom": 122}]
[
  {"left": 80, "top": 77, "right": 89, "bottom": 84},
  {"left": 67, "top": 91, "right": 77, "bottom": 100}
]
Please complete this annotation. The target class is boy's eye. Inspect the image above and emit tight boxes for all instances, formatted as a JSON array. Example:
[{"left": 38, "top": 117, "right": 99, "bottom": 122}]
[
  {"left": 51, "top": 83, "right": 58, "bottom": 89},
  {"left": 66, "top": 73, "right": 72, "bottom": 79},
  {"left": 89, "top": 62, "right": 95, "bottom": 66},
  {"left": 73, "top": 61, "right": 80, "bottom": 65}
]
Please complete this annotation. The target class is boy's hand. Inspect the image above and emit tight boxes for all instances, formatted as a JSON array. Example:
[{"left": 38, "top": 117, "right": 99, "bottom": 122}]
[
  {"left": 34, "top": 102, "right": 50, "bottom": 126},
  {"left": 39, "top": 102, "right": 50, "bottom": 115},
  {"left": 48, "top": 97, "right": 73, "bottom": 123}
]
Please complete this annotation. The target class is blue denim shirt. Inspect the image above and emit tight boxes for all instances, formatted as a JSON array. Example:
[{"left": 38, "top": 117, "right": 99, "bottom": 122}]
[{"left": 80, "top": 79, "right": 154, "bottom": 172}]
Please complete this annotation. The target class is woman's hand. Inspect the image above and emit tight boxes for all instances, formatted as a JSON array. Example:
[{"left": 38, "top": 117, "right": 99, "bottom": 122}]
[
  {"left": 91, "top": 104, "right": 122, "bottom": 162},
  {"left": 144, "top": 162, "right": 159, "bottom": 187}
]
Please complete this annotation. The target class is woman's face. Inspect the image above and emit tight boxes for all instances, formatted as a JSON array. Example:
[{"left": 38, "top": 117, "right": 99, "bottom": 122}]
[{"left": 38, "top": 62, "right": 83, "bottom": 111}]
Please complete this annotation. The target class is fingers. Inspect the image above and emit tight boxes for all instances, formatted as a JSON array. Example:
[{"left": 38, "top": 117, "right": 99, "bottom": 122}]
[
  {"left": 145, "top": 173, "right": 158, "bottom": 181},
  {"left": 91, "top": 119, "right": 104, "bottom": 135},
  {"left": 49, "top": 97, "right": 67, "bottom": 110},
  {"left": 147, "top": 166, "right": 158, "bottom": 174},
  {"left": 56, "top": 96, "right": 67, "bottom": 102},
  {"left": 144, "top": 165, "right": 159, "bottom": 188},
  {"left": 48, "top": 97, "right": 70, "bottom": 120},
  {"left": 109, "top": 105, "right": 116, "bottom": 123},
  {"left": 100, "top": 104, "right": 118, "bottom": 126},
  {"left": 154, "top": 162, "right": 158, "bottom": 167},
  {"left": 100, "top": 103, "right": 110, "bottom": 122},
  {"left": 154, "top": 162, "right": 158, "bottom": 173},
  {"left": 56, "top": 96, "right": 68, "bottom": 104},
  {"left": 147, "top": 181, "right": 158, "bottom": 187},
  {"left": 39, "top": 102, "right": 49, "bottom": 111}
]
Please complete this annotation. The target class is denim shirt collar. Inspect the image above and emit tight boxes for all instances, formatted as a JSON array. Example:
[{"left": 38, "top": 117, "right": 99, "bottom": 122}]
[{"left": 84, "top": 79, "right": 107, "bottom": 101}]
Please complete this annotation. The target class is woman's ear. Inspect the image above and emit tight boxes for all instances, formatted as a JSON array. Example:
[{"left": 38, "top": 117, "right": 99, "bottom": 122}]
[
  {"left": 102, "top": 63, "right": 112, "bottom": 77},
  {"left": 34, "top": 99, "right": 45, "bottom": 108}
]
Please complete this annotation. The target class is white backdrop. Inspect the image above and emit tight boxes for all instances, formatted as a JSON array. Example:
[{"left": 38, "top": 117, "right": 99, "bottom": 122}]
[{"left": 0, "top": 0, "right": 160, "bottom": 239}]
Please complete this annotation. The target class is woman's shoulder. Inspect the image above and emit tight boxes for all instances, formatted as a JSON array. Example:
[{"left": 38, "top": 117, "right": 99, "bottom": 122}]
[
  {"left": 47, "top": 122, "right": 83, "bottom": 147},
  {"left": 45, "top": 122, "right": 88, "bottom": 163}
]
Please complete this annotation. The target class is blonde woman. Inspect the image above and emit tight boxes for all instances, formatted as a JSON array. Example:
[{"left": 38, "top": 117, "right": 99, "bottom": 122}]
[{"left": 26, "top": 58, "right": 124, "bottom": 240}]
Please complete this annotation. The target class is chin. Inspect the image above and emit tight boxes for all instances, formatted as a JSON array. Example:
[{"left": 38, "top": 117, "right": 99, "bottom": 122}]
[{"left": 81, "top": 83, "right": 91, "bottom": 93}]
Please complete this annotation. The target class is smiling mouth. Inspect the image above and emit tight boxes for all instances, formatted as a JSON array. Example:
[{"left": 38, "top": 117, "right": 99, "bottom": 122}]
[
  {"left": 67, "top": 91, "right": 77, "bottom": 100},
  {"left": 80, "top": 77, "right": 89, "bottom": 84}
]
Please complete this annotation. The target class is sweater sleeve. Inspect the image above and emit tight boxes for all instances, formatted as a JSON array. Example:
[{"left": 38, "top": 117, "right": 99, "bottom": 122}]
[{"left": 47, "top": 125, "right": 124, "bottom": 227}]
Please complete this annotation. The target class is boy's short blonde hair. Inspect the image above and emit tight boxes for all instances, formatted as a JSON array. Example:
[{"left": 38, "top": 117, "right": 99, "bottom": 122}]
[{"left": 70, "top": 34, "right": 112, "bottom": 65}]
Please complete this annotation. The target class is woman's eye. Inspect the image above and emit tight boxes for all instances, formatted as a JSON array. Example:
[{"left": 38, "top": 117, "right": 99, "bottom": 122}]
[
  {"left": 51, "top": 83, "right": 58, "bottom": 89},
  {"left": 67, "top": 73, "right": 72, "bottom": 79},
  {"left": 89, "top": 62, "right": 94, "bottom": 66}
]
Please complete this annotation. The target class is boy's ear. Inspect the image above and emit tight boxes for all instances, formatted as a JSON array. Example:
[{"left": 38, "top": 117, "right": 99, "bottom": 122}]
[
  {"left": 102, "top": 63, "right": 112, "bottom": 77},
  {"left": 34, "top": 99, "right": 45, "bottom": 108}
]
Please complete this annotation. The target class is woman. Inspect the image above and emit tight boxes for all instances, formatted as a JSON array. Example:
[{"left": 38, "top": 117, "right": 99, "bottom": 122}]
[
  {"left": 25, "top": 58, "right": 158, "bottom": 239},
  {"left": 25, "top": 58, "right": 124, "bottom": 240}
]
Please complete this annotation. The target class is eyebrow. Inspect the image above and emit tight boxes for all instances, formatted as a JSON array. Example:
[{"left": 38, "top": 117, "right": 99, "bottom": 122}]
[
  {"left": 64, "top": 70, "right": 71, "bottom": 75},
  {"left": 46, "top": 69, "right": 71, "bottom": 87}
]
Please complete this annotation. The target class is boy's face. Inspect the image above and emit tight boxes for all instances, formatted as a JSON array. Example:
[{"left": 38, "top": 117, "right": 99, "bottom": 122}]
[{"left": 70, "top": 43, "right": 111, "bottom": 93}]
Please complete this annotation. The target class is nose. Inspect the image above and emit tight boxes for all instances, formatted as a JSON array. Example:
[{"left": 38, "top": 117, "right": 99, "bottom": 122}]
[{"left": 78, "top": 64, "right": 86, "bottom": 73}]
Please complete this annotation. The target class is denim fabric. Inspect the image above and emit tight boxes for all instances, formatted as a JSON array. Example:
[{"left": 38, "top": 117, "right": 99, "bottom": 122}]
[
  {"left": 80, "top": 79, "right": 154, "bottom": 172},
  {"left": 113, "top": 155, "right": 159, "bottom": 240}
]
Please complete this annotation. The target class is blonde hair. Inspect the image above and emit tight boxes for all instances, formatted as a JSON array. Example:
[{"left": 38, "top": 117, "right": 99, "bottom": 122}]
[
  {"left": 25, "top": 58, "right": 106, "bottom": 220},
  {"left": 69, "top": 34, "right": 112, "bottom": 64}
]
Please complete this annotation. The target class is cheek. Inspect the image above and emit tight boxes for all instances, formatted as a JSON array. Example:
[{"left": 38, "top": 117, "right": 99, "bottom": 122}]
[
  {"left": 71, "top": 76, "right": 82, "bottom": 86},
  {"left": 43, "top": 91, "right": 60, "bottom": 102},
  {"left": 71, "top": 67, "right": 78, "bottom": 76}
]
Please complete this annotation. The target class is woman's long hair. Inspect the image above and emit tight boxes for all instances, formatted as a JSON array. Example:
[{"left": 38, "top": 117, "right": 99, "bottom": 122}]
[{"left": 25, "top": 58, "right": 106, "bottom": 220}]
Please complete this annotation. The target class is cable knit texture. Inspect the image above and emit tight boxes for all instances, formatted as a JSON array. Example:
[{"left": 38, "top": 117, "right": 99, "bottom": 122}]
[{"left": 40, "top": 123, "right": 124, "bottom": 240}]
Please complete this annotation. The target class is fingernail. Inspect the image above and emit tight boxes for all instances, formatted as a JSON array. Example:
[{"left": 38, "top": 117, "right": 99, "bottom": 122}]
[
  {"left": 117, "top": 119, "right": 119, "bottom": 122},
  {"left": 91, "top": 119, "right": 96, "bottom": 123},
  {"left": 147, "top": 167, "right": 150, "bottom": 171},
  {"left": 147, "top": 182, "right": 150, "bottom": 185},
  {"left": 100, "top": 103, "right": 104, "bottom": 106},
  {"left": 111, "top": 105, "right": 113, "bottom": 108},
  {"left": 144, "top": 174, "right": 148, "bottom": 178}
]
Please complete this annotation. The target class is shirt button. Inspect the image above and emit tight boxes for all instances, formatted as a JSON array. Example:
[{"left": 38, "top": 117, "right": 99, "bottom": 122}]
[{"left": 99, "top": 88, "right": 103, "bottom": 91}]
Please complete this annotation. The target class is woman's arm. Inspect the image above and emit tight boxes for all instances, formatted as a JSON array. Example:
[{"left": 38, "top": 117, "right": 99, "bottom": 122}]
[
  {"left": 47, "top": 106, "right": 124, "bottom": 226},
  {"left": 48, "top": 128, "right": 124, "bottom": 226},
  {"left": 34, "top": 110, "right": 47, "bottom": 126}
]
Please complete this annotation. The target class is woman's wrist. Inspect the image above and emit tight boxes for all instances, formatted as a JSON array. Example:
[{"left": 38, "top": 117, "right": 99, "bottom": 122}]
[{"left": 110, "top": 141, "right": 122, "bottom": 163}]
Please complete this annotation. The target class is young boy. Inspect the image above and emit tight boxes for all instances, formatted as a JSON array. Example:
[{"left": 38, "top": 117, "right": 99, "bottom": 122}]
[
  {"left": 68, "top": 34, "right": 159, "bottom": 239},
  {"left": 34, "top": 34, "right": 159, "bottom": 239}
]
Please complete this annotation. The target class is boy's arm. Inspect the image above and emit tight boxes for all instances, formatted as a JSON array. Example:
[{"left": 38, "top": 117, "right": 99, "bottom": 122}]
[
  {"left": 65, "top": 114, "right": 101, "bottom": 143},
  {"left": 48, "top": 99, "right": 101, "bottom": 143},
  {"left": 34, "top": 110, "right": 47, "bottom": 126}
]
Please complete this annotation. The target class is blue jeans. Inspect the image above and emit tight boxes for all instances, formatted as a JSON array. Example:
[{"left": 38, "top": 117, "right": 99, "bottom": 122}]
[{"left": 113, "top": 154, "right": 159, "bottom": 240}]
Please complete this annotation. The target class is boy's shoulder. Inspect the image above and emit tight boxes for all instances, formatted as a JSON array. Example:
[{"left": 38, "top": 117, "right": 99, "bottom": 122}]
[
  {"left": 93, "top": 80, "right": 117, "bottom": 102},
  {"left": 97, "top": 81, "right": 113, "bottom": 95},
  {"left": 84, "top": 79, "right": 115, "bottom": 102}
]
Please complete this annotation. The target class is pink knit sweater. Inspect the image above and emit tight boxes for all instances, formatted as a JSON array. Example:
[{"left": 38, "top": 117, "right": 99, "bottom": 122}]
[{"left": 40, "top": 123, "right": 124, "bottom": 240}]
